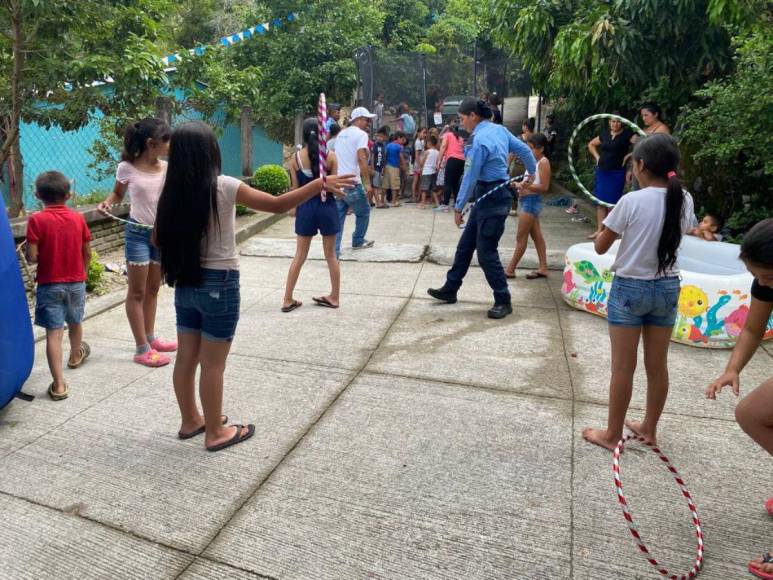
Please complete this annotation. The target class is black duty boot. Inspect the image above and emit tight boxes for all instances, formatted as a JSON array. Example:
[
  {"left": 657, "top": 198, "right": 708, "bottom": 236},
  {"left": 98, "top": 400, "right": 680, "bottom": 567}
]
[
  {"left": 427, "top": 287, "right": 458, "bottom": 304},
  {"left": 487, "top": 303, "right": 513, "bottom": 319}
]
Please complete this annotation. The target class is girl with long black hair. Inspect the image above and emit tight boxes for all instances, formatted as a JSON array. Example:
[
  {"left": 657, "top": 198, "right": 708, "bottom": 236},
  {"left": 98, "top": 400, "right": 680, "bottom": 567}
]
[
  {"left": 154, "top": 121, "right": 354, "bottom": 452},
  {"left": 582, "top": 133, "right": 696, "bottom": 451}
]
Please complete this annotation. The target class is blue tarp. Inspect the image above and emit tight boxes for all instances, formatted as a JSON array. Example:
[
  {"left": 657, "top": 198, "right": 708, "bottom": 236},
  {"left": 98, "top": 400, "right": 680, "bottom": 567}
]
[{"left": 0, "top": 195, "right": 33, "bottom": 409}]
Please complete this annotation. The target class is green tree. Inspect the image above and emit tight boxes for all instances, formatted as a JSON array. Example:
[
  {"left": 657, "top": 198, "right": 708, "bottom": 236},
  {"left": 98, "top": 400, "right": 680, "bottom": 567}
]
[{"left": 0, "top": 0, "right": 174, "bottom": 215}]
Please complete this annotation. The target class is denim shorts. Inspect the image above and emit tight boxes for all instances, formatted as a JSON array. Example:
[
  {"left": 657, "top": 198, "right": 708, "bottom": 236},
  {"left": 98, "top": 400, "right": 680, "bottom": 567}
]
[
  {"left": 175, "top": 269, "right": 240, "bottom": 342},
  {"left": 125, "top": 220, "right": 159, "bottom": 266},
  {"left": 607, "top": 276, "right": 681, "bottom": 327},
  {"left": 519, "top": 194, "right": 542, "bottom": 216},
  {"left": 35, "top": 282, "right": 86, "bottom": 329}
]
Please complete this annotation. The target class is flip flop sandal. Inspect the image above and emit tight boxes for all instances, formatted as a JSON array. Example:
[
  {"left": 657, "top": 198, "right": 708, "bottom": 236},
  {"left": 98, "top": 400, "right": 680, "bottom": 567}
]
[
  {"left": 48, "top": 381, "right": 69, "bottom": 401},
  {"left": 178, "top": 415, "right": 228, "bottom": 440},
  {"left": 281, "top": 300, "right": 302, "bottom": 313},
  {"left": 67, "top": 341, "right": 91, "bottom": 369},
  {"left": 765, "top": 497, "right": 773, "bottom": 516},
  {"left": 526, "top": 272, "right": 548, "bottom": 280},
  {"left": 312, "top": 296, "right": 339, "bottom": 309},
  {"left": 206, "top": 424, "right": 255, "bottom": 452},
  {"left": 505, "top": 272, "right": 516, "bottom": 279},
  {"left": 749, "top": 553, "right": 773, "bottom": 579}
]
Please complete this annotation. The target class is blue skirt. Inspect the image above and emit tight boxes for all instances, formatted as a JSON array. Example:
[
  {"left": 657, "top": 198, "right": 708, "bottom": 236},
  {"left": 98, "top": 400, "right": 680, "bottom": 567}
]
[{"left": 594, "top": 167, "right": 626, "bottom": 205}]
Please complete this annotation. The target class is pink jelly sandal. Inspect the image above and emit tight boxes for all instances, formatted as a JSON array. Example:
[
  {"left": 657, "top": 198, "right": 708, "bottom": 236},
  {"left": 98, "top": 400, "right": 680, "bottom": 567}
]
[
  {"left": 766, "top": 497, "right": 773, "bottom": 516},
  {"left": 150, "top": 337, "right": 178, "bottom": 352},
  {"left": 133, "top": 349, "right": 170, "bottom": 367}
]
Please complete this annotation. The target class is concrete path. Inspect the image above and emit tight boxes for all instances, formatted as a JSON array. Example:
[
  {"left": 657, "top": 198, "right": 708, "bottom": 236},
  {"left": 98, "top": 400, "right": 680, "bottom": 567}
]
[{"left": 1, "top": 198, "right": 771, "bottom": 579}]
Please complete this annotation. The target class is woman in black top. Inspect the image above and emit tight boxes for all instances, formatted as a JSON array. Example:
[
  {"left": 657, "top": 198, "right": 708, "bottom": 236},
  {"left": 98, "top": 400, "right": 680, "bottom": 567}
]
[
  {"left": 586, "top": 115, "right": 633, "bottom": 239},
  {"left": 705, "top": 218, "right": 773, "bottom": 579}
]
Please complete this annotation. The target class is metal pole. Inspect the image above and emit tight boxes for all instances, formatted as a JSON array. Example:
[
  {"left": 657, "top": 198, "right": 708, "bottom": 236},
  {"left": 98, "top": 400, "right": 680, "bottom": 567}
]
[
  {"left": 421, "top": 54, "right": 428, "bottom": 129},
  {"left": 536, "top": 93, "right": 543, "bottom": 133},
  {"left": 472, "top": 38, "right": 478, "bottom": 98}
]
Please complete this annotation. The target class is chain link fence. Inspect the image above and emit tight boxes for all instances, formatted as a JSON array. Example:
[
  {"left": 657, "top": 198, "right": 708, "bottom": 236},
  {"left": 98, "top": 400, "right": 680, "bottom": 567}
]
[{"left": 354, "top": 46, "right": 531, "bottom": 134}]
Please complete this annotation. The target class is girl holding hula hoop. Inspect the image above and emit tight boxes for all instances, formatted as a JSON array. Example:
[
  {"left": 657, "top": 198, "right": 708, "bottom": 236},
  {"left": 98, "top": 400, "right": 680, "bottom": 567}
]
[
  {"left": 98, "top": 118, "right": 177, "bottom": 367},
  {"left": 582, "top": 134, "right": 696, "bottom": 451},
  {"left": 586, "top": 113, "right": 634, "bottom": 240},
  {"left": 705, "top": 218, "right": 773, "bottom": 580}
]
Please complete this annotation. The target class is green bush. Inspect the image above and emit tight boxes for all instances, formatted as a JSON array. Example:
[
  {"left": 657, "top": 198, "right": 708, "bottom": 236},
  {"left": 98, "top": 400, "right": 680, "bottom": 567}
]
[
  {"left": 235, "top": 204, "right": 253, "bottom": 216},
  {"left": 252, "top": 164, "right": 290, "bottom": 196},
  {"left": 70, "top": 189, "right": 110, "bottom": 207},
  {"left": 86, "top": 251, "right": 105, "bottom": 293}
]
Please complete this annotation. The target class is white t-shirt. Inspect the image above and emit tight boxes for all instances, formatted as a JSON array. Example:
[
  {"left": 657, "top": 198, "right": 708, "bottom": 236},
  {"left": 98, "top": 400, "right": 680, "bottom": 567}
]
[
  {"left": 603, "top": 186, "right": 696, "bottom": 279},
  {"left": 422, "top": 149, "right": 439, "bottom": 175},
  {"left": 334, "top": 126, "right": 369, "bottom": 182},
  {"left": 201, "top": 175, "right": 243, "bottom": 271}
]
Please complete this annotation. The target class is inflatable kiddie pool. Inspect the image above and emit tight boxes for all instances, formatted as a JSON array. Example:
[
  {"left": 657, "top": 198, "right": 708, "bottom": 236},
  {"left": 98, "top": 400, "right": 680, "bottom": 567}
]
[
  {"left": 0, "top": 194, "right": 34, "bottom": 409},
  {"left": 562, "top": 235, "right": 773, "bottom": 348}
]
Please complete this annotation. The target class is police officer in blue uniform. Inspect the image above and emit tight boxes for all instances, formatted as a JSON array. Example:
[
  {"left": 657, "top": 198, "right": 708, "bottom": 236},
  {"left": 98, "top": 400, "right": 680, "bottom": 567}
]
[{"left": 428, "top": 98, "right": 537, "bottom": 319}]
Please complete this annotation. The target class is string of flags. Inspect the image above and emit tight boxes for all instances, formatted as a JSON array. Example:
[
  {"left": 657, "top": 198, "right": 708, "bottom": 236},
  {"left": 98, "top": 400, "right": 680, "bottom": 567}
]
[{"left": 161, "top": 12, "right": 298, "bottom": 67}]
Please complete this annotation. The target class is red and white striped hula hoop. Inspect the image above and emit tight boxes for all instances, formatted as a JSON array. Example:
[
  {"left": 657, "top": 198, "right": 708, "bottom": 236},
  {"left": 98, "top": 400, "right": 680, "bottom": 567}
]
[
  {"left": 613, "top": 433, "right": 704, "bottom": 579},
  {"left": 317, "top": 92, "right": 328, "bottom": 202}
]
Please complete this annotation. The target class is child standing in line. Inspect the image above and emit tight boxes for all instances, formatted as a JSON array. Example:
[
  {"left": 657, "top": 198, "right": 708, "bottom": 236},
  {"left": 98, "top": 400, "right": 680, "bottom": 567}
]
[
  {"left": 282, "top": 118, "right": 342, "bottom": 312},
  {"left": 26, "top": 172, "right": 92, "bottom": 400},
  {"left": 418, "top": 135, "right": 440, "bottom": 209},
  {"left": 382, "top": 132, "right": 406, "bottom": 208},
  {"left": 505, "top": 134, "right": 551, "bottom": 279},
  {"left": 411, "top": 127, "right": 427, "bottom": 204},
  {"left": 582, "top": 134, "right": 696, "bottom": 450},
  {"left": 372, "top": 126, "right": 389, "bottom": 208},
  {"left": 154, "top": 121, "right": 355, "bottom": 452},
  {"left": 98, "top": 118, "right": 177, "bottom": 367}
]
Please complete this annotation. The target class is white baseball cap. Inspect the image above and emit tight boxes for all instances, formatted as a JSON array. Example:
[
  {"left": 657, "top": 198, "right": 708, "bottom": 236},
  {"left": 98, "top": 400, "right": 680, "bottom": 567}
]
[{"left": 350, "top": 107, "right": 376, "bottom": 121}]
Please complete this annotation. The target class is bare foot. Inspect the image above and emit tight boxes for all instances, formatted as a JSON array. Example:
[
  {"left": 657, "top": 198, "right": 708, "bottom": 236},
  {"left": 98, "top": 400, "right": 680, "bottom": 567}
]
[
  {"left": 749, "top": 554, "right": 773, "bottom": 575},
  {"left": 179, "top": 414, "right": 227, "bottom": 437},
  {"left": 625, "top": 419, "right": 657, "bottom": 446},
  {"left": 587, "top": 232, "right": 600, "bottom": 240},
  {"left": 582, "top": 427, "right": 620, "bottom": 451},
  {"left": 505, "top": 270, "right": 516, "bottom": 279}
]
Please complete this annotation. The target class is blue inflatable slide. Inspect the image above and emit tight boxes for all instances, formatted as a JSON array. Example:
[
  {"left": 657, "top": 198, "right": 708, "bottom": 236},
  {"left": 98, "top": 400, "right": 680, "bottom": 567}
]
[{"left": 0, "top": 194, "right": 34, "bottom": 410}]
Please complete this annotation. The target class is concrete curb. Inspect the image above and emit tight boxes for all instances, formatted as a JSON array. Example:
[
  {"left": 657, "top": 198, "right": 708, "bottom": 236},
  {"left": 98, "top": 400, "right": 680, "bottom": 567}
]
[{"left": 32, "top": 212, "right": 286, "bottom": 344}]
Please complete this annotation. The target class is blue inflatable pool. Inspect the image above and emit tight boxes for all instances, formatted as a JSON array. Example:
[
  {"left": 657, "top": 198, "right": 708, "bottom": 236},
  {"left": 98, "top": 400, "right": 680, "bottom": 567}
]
[{"left": 0, "top": 195, "right": 34, "bottom": 409}]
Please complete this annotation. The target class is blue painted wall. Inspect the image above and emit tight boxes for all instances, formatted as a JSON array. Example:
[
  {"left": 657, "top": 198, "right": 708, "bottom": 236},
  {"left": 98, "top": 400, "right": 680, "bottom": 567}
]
[{"left": 11, "top": 97, "right": 282, "bottom": 209}]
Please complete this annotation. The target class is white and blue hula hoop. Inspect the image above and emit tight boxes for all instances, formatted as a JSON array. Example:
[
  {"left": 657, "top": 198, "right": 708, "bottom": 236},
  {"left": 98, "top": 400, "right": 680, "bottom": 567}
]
[{"left": 567, "top": 113, "right": 646, "bottom": 208}]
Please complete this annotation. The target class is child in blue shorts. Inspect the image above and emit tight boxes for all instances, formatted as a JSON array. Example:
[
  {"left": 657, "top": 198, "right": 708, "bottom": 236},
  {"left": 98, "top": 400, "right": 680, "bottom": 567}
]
[
  {"left": 283, "top": 118, "right": 343, "bottom": 312},
  {"left": 26, "top": 171, "right": 92, "bottom": 400},
  {"left": 505, "top": 134, "right": 550, "bottom": 279}
]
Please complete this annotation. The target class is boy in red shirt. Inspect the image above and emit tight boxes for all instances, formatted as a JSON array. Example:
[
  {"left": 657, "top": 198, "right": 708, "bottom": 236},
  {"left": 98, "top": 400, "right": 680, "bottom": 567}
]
[{"left": 26, "top": 171, "right": 92, "bottom": 400}]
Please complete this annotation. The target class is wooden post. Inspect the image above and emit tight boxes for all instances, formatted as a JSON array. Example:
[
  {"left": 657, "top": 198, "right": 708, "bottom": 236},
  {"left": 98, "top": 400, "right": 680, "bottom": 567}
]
[
  {"left": 241, "top": 107, "right": 253, "bottom": 177},
  {"left": 155, "top": 97, "right": 173, "bottom": 125}
]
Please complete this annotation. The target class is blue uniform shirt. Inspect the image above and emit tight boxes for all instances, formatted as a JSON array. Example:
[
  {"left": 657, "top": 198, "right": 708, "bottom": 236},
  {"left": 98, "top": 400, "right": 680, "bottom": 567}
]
[{"left": 455, "top": 121, "right": 537, "bottom": 212}]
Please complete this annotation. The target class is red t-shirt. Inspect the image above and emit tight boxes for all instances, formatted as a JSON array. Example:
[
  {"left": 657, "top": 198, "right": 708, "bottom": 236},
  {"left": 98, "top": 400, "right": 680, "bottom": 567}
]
[{"left": 26, "top": 205, "right": 91, "bottom": 284}]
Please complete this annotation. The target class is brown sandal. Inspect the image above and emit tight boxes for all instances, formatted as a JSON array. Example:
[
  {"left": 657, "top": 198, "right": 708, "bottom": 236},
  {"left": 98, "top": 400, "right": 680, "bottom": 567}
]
[
  {"left": 67, "top": 342, "right": 91, "bottom": 369},
  {"left": 48, "top": 381, "right": 69, "bottom": 401}
]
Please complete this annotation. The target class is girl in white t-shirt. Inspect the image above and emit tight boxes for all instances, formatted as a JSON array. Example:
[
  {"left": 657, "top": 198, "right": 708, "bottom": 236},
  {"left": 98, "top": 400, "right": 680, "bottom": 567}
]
[
  {"left": 582, "top": 134, "right": 695, "bottom": 451},
  {"left": 99, "top": 118, "right": 177, "bottom": 367},
  {"left": 154, "top": 121, "right": 355, "bottom": 452},
  {"left": 418, "top": 135, "right": 439, "bottom": 209},
  {"left": 411, "top": 128, "right": 427, "bottom": 204}
]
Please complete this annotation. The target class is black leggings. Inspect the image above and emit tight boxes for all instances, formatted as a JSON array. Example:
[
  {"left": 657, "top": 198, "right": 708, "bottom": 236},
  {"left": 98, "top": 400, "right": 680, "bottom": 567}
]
[{"left": 442, "top": 157, "right": 465, "bottom": 206}]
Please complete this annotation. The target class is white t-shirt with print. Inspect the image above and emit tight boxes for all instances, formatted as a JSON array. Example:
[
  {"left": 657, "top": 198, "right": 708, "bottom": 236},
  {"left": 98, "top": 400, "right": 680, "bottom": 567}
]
[
  {"left": 603, "top": 186, "right": 696, "bottom": 279},
  {"left": 201, "top": 175, "right": 243, "bottom": 271},
  {"left": 334, "top": 126, "right": 369, "bottom": 182},
  {"left": 422, "top": 149, "right": 439, "bottom": 175}
]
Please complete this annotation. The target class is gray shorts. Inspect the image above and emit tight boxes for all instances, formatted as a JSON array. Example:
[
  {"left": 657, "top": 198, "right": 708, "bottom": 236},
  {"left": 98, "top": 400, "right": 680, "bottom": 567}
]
[
  {"left": 420, "top": 173, "right": 437, "bottom": 191},
  {"left": 372, "top": 171, "right": 383, "bottom": 189}
]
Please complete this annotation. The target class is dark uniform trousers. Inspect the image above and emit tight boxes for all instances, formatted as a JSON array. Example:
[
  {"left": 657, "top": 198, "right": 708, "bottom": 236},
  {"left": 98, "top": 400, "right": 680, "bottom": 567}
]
[{"left": 445, "top": 181, "right": 511, "bottom": 306}]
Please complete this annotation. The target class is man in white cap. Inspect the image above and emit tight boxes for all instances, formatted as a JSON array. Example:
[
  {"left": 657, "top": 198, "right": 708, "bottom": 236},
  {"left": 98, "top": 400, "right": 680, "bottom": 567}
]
[{"left": 334, "top": 106, "right": 377, "bottom": 256}]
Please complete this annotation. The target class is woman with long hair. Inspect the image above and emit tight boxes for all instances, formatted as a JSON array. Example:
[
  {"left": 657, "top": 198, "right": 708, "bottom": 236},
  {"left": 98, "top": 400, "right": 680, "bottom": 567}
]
[
  {"left": 436, "top": 122, "right": 466, "bottom": 212},
  {"left": 283, "top": 118, "right": 342, "bottom": 312},
  {"left": 582, "top": 134, "right": 696, "bottom": 450},
  {"left": 154, "top": 121, "right": 354, "bottom": 451}
]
